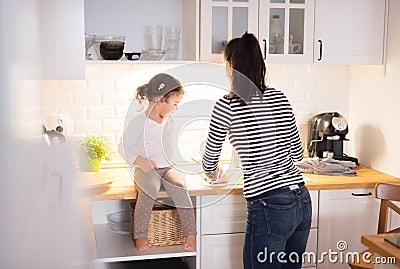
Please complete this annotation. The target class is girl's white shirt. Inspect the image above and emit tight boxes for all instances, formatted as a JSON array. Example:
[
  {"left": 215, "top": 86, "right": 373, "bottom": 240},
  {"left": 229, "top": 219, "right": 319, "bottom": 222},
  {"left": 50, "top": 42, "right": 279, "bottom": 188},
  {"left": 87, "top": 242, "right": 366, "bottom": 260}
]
[{"left": 122, "top": 112, "right": 175, "bottom": 168}]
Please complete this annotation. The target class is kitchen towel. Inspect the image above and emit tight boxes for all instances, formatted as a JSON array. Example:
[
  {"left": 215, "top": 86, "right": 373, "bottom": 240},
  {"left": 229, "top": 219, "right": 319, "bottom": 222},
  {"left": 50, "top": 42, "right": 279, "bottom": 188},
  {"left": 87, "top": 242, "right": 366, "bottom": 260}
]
[{"left": 295, "top": 156, "right": 357, "bottom": 176}]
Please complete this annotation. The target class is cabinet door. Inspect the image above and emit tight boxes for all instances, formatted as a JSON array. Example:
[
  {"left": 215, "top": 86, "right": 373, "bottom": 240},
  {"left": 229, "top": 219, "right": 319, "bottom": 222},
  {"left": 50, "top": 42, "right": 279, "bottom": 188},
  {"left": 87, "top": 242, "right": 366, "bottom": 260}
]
[
  {"left": 200, "top": 0, "right": 258, "bottom": 63},
  {"left": 200, "top": 194, "right": 247, "bottom": 235},
  {"left": 314, "top": 0, "right": 386, "bottom": 64},
  {"left": 39, "top": 0, "right": 85, "bottom": 79},
  {"left": 201, "top": 233, "right": 244, "bottom": 269},
  {"left": 259, "top": 0, "right": 315, "bottom": 64},
  {"left": 310, "top": 190, "right": 318, "bottom": 229},
  {"left": 317, "top": 188, "right": 380, "bottom": 269}
]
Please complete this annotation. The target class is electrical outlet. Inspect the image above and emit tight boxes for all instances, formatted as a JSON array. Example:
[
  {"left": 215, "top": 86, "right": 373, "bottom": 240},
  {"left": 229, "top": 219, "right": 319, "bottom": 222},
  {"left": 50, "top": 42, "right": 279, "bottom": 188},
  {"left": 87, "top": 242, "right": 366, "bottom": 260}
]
[{"left": 51, "top": 114, "right": 66, "bottom": 133}]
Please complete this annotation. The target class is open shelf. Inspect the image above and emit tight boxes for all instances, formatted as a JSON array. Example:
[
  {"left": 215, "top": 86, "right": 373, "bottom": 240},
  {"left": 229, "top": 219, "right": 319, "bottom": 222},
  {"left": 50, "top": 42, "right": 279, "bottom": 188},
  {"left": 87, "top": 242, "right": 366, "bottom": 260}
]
[
  {"left": 93, "top": 224, "right": 196, "bottom": 263},
  {"left": 86, "top": 60, "right": 196, "bottom": 65}
]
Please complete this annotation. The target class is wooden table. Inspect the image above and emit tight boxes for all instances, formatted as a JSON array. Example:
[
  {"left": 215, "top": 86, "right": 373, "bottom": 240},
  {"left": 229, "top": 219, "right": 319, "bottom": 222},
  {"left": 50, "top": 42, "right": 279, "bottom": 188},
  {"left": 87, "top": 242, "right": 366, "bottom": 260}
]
[{"left": 361, "top": 233, "right": 400, "bottom": 267}]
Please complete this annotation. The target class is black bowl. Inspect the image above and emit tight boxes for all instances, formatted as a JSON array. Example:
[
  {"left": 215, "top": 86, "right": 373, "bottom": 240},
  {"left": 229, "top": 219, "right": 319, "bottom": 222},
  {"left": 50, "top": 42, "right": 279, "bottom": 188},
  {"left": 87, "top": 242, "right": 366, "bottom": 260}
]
[
  {"left": 100, "top": 41, "right": 124, "bottom": 50},
  {"left": 124, "top": 52, "right": 141, "bottom": 61},
  {"left": 100, "top": 41, "right": 124, "bottom": 60}
]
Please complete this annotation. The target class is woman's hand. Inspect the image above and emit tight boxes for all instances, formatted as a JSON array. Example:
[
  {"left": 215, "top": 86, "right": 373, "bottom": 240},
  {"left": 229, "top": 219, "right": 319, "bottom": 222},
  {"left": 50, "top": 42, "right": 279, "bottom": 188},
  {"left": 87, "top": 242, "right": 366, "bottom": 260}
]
[
  {"left": 204, "top": 165, "right": 224, "bottom": 183},
  {"left": 134, "top": 156, "right": 158, "bottom": 173}
]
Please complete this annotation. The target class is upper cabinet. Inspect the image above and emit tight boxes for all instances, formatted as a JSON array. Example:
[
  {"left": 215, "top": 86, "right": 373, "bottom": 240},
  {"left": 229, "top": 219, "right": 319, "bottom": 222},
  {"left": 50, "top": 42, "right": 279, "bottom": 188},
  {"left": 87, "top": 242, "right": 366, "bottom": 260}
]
[
  {"left": 46, "top": 0, "right": 386, "bottom": 68},
  {"left": 200, "top": 0, "right": 258, "bottom": 62},
  {"left": 314, "top": 0, "right": 386, "bottom": 64},
  {"left": 259, "top": 0, "right": 315, "bottom": 64},
  {"left": 200, "top": 0, "right": 387, "bottom": 65},
  {"left": 84, "top": 0, "right": 199, "bottom": 62},
  {"left": 40, "top": 0, "right": 85, "bottom": 79}
]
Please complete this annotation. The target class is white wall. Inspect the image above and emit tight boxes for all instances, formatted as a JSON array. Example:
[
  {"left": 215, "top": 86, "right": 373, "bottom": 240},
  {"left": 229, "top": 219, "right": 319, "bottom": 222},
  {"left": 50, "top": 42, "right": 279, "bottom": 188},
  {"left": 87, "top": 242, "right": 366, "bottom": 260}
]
[{"left": 348, "top": 0, "right": 400, "bottom": 177}]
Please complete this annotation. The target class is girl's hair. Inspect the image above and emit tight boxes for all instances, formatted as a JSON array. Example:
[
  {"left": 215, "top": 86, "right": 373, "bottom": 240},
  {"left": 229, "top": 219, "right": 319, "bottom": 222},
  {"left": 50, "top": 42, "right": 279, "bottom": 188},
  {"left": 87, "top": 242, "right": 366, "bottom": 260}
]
[
  {"left": 223, "top": 32, "right": 267, "bottom": 104},
  {"left": 135, "top": 73, "right": 184, "bottom": 111}
]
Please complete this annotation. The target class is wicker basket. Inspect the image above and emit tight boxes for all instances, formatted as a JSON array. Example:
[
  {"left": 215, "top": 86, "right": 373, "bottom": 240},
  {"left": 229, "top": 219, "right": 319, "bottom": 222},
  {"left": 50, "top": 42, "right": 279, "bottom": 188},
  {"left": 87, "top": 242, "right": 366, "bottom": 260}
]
[{"left": 130, "top": 201, "right": 185, "bottom": 247}]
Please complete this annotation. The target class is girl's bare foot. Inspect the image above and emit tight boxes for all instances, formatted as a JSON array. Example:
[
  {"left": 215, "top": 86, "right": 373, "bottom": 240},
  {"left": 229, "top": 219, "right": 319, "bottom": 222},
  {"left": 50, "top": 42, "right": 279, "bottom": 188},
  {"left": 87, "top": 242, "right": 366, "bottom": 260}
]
[
  {"left": 135, "top": 238, "right": 152, "bottom": 252},
  {"left": 183, "top": 234, "right": 196, "bottom": 252}
]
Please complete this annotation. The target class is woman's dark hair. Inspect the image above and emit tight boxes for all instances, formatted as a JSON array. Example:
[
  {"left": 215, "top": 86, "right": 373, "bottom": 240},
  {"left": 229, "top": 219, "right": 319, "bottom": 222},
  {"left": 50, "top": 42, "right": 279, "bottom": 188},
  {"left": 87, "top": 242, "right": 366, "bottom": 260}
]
[
  {"left": 135, "top": 73, "right": 184, "bottom": 111},
  {"left": 223, "top": 32, "right": 267, "bottom": 104},
  {"left": 223, "top": 37, "right": 240, "bottom": 63}
]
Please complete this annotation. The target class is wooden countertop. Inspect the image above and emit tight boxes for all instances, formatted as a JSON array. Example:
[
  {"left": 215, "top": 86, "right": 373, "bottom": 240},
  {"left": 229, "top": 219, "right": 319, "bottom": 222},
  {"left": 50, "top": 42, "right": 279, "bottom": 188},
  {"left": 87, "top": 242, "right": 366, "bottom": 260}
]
[
  {"left": 361, "top": 233, "right": 400, "bottom": 266},
  {"left": 78, "top": 165, "right": 399, "bottom": 201}
]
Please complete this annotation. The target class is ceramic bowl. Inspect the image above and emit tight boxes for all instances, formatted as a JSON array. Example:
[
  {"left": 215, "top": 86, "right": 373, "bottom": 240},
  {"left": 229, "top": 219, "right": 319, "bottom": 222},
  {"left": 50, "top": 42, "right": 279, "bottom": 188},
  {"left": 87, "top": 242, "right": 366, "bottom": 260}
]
[{"left": 124, "top": 52, "right": 141, "bottom": 61}]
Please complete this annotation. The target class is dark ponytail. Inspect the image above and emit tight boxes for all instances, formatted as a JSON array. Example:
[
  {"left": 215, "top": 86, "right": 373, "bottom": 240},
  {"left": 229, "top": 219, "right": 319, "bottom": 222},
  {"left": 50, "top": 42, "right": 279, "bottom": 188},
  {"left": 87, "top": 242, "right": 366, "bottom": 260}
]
[{"left": 224, "top": 32, "right": 267, "bottom": 104}]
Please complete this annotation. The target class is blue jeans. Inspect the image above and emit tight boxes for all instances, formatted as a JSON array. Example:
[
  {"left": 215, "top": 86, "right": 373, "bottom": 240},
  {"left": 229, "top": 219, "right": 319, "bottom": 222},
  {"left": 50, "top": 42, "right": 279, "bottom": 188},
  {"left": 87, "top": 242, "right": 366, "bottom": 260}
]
[{"left": 243, "top": 183, "right": 312, "bottom": 269}]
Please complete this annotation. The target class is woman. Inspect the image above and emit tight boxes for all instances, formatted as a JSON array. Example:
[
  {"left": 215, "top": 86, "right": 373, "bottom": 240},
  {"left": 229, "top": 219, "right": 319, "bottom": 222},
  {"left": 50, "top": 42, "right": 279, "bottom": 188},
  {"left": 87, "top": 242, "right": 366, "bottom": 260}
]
[{"left": 202, "top": 33, "right": 312, "bottom": 269}]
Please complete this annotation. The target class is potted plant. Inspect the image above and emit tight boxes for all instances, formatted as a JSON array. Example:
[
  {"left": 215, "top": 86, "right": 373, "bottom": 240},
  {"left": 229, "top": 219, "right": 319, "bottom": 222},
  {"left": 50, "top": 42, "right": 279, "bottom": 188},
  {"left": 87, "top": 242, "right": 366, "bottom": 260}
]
[{"left": 78, "top": 134, "right": 113, "bottom": 172}]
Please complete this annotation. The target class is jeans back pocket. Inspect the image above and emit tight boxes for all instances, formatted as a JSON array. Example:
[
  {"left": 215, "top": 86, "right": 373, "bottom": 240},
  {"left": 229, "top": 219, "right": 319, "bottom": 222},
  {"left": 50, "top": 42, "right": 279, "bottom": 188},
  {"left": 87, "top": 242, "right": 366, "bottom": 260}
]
[{"left": 261, "top": 194, "right": 297, "bottom": 240}]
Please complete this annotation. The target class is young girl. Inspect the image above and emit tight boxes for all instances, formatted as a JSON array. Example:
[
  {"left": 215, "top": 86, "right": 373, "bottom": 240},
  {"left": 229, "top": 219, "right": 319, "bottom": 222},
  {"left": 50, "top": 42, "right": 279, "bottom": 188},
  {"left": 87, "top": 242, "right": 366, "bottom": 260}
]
[
  {"left": 121, "top": 73, "right": 196, "bottom": 252},
  {"left": 202, "top": 33, "right": 312, "bottom": 269}
]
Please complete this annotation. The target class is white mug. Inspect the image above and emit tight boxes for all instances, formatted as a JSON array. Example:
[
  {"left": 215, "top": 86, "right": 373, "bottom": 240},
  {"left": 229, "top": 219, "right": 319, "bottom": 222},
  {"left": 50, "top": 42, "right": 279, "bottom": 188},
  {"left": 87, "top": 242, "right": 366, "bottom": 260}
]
[{"left": 289, "top": 43, "right": 301, "bottom": 54}]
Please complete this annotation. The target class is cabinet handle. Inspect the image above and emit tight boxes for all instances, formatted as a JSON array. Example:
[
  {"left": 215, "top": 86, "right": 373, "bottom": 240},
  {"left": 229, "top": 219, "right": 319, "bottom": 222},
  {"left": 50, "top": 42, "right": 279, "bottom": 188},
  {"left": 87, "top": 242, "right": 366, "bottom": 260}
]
[
  {"left": 351, "top": 192, "right": 372, "bottom": 197},
  {"left": 262, "top": 39, "right": 267, "bottom": 60},
  {"left": 318, "top": 39, "right": 323, "bottom": 61}
]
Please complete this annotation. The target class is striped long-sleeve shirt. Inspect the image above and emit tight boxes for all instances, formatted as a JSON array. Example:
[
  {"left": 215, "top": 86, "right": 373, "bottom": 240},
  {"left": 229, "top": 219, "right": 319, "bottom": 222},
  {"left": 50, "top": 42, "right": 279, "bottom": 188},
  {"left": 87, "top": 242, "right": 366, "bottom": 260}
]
[{"left": 202, "top": 88, "right": 304, "bottom": 199}]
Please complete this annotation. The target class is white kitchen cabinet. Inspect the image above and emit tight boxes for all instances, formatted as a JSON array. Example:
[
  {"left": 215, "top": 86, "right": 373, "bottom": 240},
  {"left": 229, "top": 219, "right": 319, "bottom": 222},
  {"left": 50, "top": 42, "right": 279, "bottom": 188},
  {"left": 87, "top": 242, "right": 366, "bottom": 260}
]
[
  {"left": 199, "top": 0, "right": 258, "bottom": 62},
  {"left": 199, "top": 195, "right": 246, "bottom": 269},
  {"left": 84, "top": 0, "right": 199, "bottom": 62},
  {"left": 317, "top": 188, "right": 381, "bottom": 269},
  {"left": 40, "top": 0, "right": 85, "bottom": 79},
  {"left": 200, "top": 0, "right": 386, "bottom": 65},
  {"left": 258, "top": 0, "right": 315, "bottom": 64},
  {"left": 201, "top": 233, "right": 244, "bottom": 269},
  {"left": 200, "top": 194, "right": 247, "bottom": 234},
  {"left": 314, "top": 0, "right": 386, "bottom": 64},
  {"left": 199, "top": 191, "right": 318, "bottom": 269}
]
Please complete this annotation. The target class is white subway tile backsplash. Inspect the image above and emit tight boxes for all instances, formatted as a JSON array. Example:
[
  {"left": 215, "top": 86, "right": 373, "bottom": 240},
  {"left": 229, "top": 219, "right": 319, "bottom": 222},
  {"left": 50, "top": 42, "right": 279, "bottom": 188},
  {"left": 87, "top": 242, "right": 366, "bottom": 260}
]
[
  {"left": 40, "top": 63, "right": 351, "bottom": 161},
  {"left": 57, "top": 80, "right": 86, "bottom": 92},
  {"left": 102, "top": 91, "right": 130, "bottom": 105},
  {"left": 43, "top": 92, "right": 74, "bottom": 106},
  {"left": 102, "top": 119, "right": 125, "bottom": 133},
  {"left": 87, "top": 78, "right": 115, "bottom": 91},
  {"left": 74, "top": 120, "right": 102, "bottom": 133},
  {"left": 293, "top": 85, "right": 308, "bottom": 102},
  {"left": 42, "top": 80, "right": 58, "bottom": 91},
  {"left": 115, "top": 105, "right": 130, "bottom": 118},
  {"left": 100, "top": 65, "right": 131, "bottom": 78},
  {"left": 115, "top": 77, "right": 134, "bottom": 91},
  {"left": 88, "top": 106, "right": 115, "bottom": 119},
  {"left": 58, "top": 106, "right": 87, "bottom": 120},
  {"left": 85, "top": 64, "right": 102, "bottom": 78},
  {"left": 74, "top": 91, "right": 101, "bottom": 105}
]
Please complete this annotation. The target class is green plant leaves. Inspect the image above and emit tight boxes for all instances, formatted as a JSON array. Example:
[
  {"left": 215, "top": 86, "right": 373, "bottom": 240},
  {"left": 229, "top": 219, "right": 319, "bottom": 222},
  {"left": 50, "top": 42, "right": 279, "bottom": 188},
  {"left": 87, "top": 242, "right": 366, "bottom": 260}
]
[{"left": 78, "top": 135, "right": 113, "bottom": 161}]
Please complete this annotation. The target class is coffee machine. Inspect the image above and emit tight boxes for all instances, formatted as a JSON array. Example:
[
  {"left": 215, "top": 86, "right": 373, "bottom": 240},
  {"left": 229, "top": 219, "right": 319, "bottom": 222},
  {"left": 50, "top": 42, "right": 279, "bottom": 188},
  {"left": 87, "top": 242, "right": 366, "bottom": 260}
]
[{"left": 307, "top": 112, "right": 358, "bottom": 164}]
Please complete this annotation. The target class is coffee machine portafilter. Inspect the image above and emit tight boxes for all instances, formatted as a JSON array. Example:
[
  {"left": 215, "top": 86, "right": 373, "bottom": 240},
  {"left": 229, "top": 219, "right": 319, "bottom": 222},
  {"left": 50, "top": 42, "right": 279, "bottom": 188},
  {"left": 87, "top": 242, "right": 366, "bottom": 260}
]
[{"left": 307, "top": 112, "right": 358, "bottom": 164}]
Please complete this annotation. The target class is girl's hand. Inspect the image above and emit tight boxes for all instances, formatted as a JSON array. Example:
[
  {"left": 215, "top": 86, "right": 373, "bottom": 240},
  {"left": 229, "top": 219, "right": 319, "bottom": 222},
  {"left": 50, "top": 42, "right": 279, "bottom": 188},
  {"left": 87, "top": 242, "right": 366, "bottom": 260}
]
[{"left": 134, "top": 156, "right": 158, "bottom": 173}]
